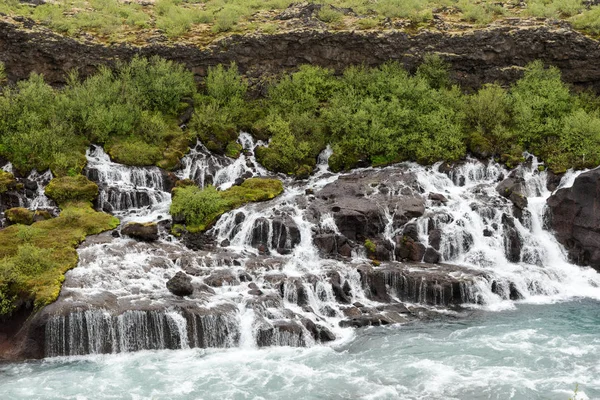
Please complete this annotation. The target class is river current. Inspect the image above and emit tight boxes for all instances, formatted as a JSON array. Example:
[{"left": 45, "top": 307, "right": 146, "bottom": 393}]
[
  {"left": 1, "top": 133, "right": 600, "bottom": 399},
  {"left": 1, "top": 300, "right": 599, "bottom": 399}
]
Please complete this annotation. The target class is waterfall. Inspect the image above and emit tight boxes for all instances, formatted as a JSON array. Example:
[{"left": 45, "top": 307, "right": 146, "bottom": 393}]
[{"left": 39, "top": 135, "right": 600, "bottom": 357}]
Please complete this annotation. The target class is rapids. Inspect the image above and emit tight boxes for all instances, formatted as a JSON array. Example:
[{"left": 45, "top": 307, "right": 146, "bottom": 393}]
[{"left": 1, "top": 132, "right": 600, "bottom": 399}]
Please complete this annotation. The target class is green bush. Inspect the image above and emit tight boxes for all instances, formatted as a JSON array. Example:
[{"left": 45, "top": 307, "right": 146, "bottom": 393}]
[
  {"left": 190, "top": 63, "right": 252, "bottom": 154},
  {"left": 416, "top": 53, "right": 451, "bottom": 90},
  {"left": 511, "top": 61, "right": 573, "bottom": 158},
  {"left": 571, "top": 5, "right": 600, "bottom": 35},
  {"left": 0, "top": 56, "right": 196, "bottom": 174},
  {"left": 465, "top": 83, "right": 515, "bottom": 157},
  {"left": 0, "top": 171, "right": 16, "bottom": 193},
  {"left": 170, "top": 178, "right": 283, "bottom": 231},
  {"left": 170, "top": 185, "right": 226, "bottom": 228},
  {"left": 317, "top": 7, "right": 343, "bottom": 23}
]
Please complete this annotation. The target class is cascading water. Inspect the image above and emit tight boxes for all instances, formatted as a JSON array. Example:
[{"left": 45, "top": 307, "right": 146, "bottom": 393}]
[
  {"left": 19, "top": 134, "right": 597, "bottom": 363},
  {"left": 3, "top": 134, "right": 600, "bottom": 399},
  {"left": 0, "top": 161, "right": 56, "bottom": 225}
]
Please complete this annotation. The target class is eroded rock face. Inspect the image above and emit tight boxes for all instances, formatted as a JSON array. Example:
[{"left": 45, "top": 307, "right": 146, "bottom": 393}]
[
  {"left": 547, "top": 169, "right": 600, "bottom": 270},
  {"left": 2, "top": 20, "right": 600, "bottom": 93},
  {"left": 308, "top": 169, "right": 425, "bottom": 259}
]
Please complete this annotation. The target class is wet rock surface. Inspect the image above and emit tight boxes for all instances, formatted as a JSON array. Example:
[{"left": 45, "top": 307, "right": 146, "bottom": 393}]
[
  {"left": 3, "top": 150, "right": 596, "bottom": 361},
  {"left": 166, "top": 271, "right": 194, "bottom": 296},
  {"left": 122, "top": 222, "right": 159, "bottom": 241},
  {"left": 547, "top": 169, "right": 600, "bottom": 271}
]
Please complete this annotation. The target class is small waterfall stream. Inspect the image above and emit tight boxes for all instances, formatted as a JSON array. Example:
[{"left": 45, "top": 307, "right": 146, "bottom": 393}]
[{"left": 11, "top": 133, "right": 597, "bottom": 358}]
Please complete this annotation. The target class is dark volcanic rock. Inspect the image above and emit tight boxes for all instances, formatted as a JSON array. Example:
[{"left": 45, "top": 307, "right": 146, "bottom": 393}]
[
  {"left": 428, "top": 228, "right": 443, "bottom": 250},
  {"left": 423, "top": 247, "right": 441, "bottom": 264},
  {"left": 496, "top": 171, "right": 528, "bottom": 210},
  {"left": 121, "top": 222, "right": 159, "bottom": 241},
  {"left": 501, "top": 213, "right": 522, "bottom": 263},
  {"left": 166, "top": 272, "right": 194, "bottom": 296},
  {"left": 309, "top": 169, "right": 424, "bottom": 242},
  {"left": 271, "top": 216, "right": 301, "bottom": 252},
  {"left": 3, "top": 20, "right": 600, "bottom": 94},
  {"left": 204, "top": 270, "right": 240, "bottom": 287},
  {"left": 547, "top": 169, "right": 600, "bottom": 270}
]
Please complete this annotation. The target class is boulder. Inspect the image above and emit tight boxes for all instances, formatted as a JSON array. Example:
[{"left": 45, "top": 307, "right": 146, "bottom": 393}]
[
  {"left": 394, "top": 236, "right": 425, "bottom": 262},
  {"left": 423, "top": 247, "right": 441, "bottom": 264},
  {"left": 428, "top": 228, "right": 443, "bottom": 250},
  {"left": 122, "top": 222, "right": 159, "bottom": 241},
  {"left": 428, "top": 192, "right": 448, "bottom": 204},
  {"left": 166, "top": 272, "right": 194, "bottom": 296},
  {"left": 547, "top": 169, "right": 600, "bottom": 270},
  {"left": 496, "top": 171, "right": 528, "bottom": 210},
  {"left": 501, "top": 214, "right": 522, "bottom": 263}
]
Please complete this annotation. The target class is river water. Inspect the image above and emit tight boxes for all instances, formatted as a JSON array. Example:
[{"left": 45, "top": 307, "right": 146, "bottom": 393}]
[
  {"left": 1, "top": 299, "right": 599, "bottom": 400},
  {"left": 2, "top": 134, "right": 600, "bottom": 398}
]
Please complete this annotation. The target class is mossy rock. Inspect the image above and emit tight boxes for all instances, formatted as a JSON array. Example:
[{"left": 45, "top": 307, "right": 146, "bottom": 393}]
[
  {"left": 106, "top": 138, "right": 163, "bottom": 167},
  {"left": 157, "top": 132, "right": 191, "bottom": 170},
  {"left": 45, "top": 176, "right": 99, "bottom": 206},
  {"left": 5, "top": 208, "right": 52, "bottom": 225},
  {"left": 225, "top": 141, "right": 243, "bottom": 158},
  {"left": 364, "top": 239, "right": 376, "bottom": 254},
  {"left": 0, "top": 203, "right": 119, "bottom": 316},
  {"left": 5, "top": 208, "right": 34, "bottom": 225},
  {"left": 0, "top": 171, "right": 17, "bottom": 194},
  {"left": 170, "top": 178, "right": 284, "bottom": 232},
  {"left": 294, "top": 164, "right": 314, "bottom": 179}
]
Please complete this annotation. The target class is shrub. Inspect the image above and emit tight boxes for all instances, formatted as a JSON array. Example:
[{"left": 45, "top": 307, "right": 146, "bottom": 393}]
[
  {"left": 416, "top": 53, "right": 451, "bottom": 90},
  {"left": 550, "top": 109, "right": 600, "bottom": 172},
  {"left": 170, "top": 178, "right": 283, "bottom": 231},
  {"left": 0, "top": 56, "right": 196, "bottom": 174},
  {"left": 45, "top": 176, "right": 99, "bottom": 206},
  {"left": 357, "top": 18, "right": 379, "bottom": 29},
  {"left": 170, "top": 185, "right": 226, "bottom": 229},
  {"left": 5, "top": 208, "right": 34, "bottom": 225},
  {"left": 511, "top": 61, "right": 573, "bottom": 157},
  {"left": 465, "top": 83, "right": 515, "bottom": 157},
  {"left": 571, "top": 5, "right": 600, "bottom": 34},
  {"left": 317, "top": 7, "right": 343, "bottom": 23},
  {"left": 205, "top": 63, "right": 248, "bottom": 105},
  {"left": 190, "top": 63, "right": 251, "bottom": 154}
]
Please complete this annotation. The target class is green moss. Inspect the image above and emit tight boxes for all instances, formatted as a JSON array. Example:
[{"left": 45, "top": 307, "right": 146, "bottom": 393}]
[
  {"left": 0, "top": 170, "right": 16, "bottom": 193},
  {"left": 225, "top": 141, "right": 243, "bottom": 158},
  {"left": 364, "top": 239, "right": 376, "bottom": 254},
  {"left": 175, "top": 179, "right": 197, "bottom": 188},
  {"left": 45, "top": 176, "right": 99, "bottom": 206},
  {"left": 5, "top": 208, "right": 34, "bottom": 225},
  {"left": 106, "top": 137, "right": 164, "bottom": 166},
  {"left": 0, "top": 203, "right": 119, "bottom": 316},
  {"left": 170, "top": 178, "right": 284, "bottom": 232}
]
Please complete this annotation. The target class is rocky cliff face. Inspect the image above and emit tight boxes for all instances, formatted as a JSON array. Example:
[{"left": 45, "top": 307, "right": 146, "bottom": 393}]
[
  {"left": 1, "top": 19, "right": 600, "bottom": 91},
  {"left": 547, "top": 169, "right": 600, "bottom": 271}
]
